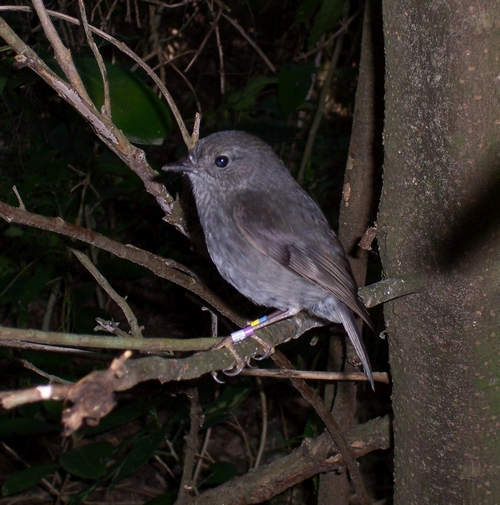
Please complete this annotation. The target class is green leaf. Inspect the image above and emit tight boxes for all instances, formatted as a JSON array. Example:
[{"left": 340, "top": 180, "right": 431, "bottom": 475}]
[
  {"left": 278, "top": 63, "right": 316, "bottom": 119},
  {"left": 83, "top": 403, "right": 147, "bottom": 436},
  {"left": 308, "top": 0, "right": 345, "bottom": 48},
  {"left": 295, "top": 0, "right": 322, "bottom": 22},
  {"left": 2, "top": 463, "right": 60, "bottom": 496},
  {"left": 203, "top": 382, "right": 252, "bottom": 427},
  {"left": 0, "top": 417, "right": 61, "bottom": 438},
  {"left": 226, "top": 75, "right": 278, "bottom": 112},
  {"left": 59, "top": 442, "right": 115, "bottom": 479},
  {"left": 0, "top": 264, "right": 53, "bottom": 307},
  {"left": 71, "top": 58, "right": 171, "bottom": 145},
  {"left": 3, "top": 226, "right": 24, "bottom": 238},
  {"left": 205, "top": 462, "right": 237, "bottom": 485},
  {"left": 111, "top": 426, "right": 168, "bottom": 484}
]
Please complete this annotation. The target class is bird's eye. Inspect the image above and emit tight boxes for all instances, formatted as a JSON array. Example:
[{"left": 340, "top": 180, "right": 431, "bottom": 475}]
[{"left": 214, "top": 155, "right": 229, "bottom": 168}]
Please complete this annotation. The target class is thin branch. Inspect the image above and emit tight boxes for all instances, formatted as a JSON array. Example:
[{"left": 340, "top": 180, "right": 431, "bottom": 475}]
[
  {"left": 71, "top": 249, "right": 144, "bottom": 338},
  {"left": 296, "top": 10, "right": 361, "bottom": 61},
  {"left": 0, "top": 326, "right": 219, "bottom": 352},
  {"left": 0, "top": 340, "right": 110, "bottom": 358},
  {"left": 222, "top": 14, "right": 276, "bottom": 74},
  {"left": 177, "top": 388, "right": 203, "bottom": 502},
  {"left": 361, "top": 275, "right": 424, "bottom": 308},
  {"left": 77, "top": 0, "right": 111, "bottom": 116},
  {"left": 254, "top": 378, "right": 267, "bottom": 468},
  {"left": 169, "top": 60, "right": 203, "bottom": 114},
  {"left": 184, "top": 8, "right": 221, "bottom": 73},
  {"left": 42, "top": 278, "right": 61, "bottom": 331},
  {"left": 240, "top": 368, "right": 390, "bottom": 384},
  {"left": 210, "top": 7, "right": 225, "bottom": 94},
  {"left": 21, "top": 359, "right": 73, "bottom": 384},
  {"left": 271, "top": 352, "right": 372, "bottom": 505},
  {"left": 0, "top": 6, "right": 31, "bottom": 12},
  {"left": 298, "top": 15, "right": 347, "bottom": 183},
  {"left": 11, "top": 185, "right": 25, "bottom": 209},
  {"left": 142, "top": 0, "right": 197, "bottom": 7},
  {"left": 31, "top": 0, "right": 93, "bottom": 106}
]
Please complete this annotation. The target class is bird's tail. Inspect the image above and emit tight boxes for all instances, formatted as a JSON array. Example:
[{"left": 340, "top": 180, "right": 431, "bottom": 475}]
[{"left": 337, "top": 304, "right": 374, "bottom": 390}]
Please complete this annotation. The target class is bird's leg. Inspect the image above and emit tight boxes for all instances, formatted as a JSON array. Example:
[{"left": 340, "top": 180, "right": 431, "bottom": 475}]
[
  {"left": 229, "top": 309, "right": 299, "bottom": 359},
  {"left": 213, "top": 309, "right": 299, "bottom": 375}
]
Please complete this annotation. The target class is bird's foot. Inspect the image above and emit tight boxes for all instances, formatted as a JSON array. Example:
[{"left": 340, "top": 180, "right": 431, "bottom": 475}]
[
  {"left": 212, "top": 335, "right": 247, "bottom": 376},
  {"left": 210, "top": 319, "right": 275, "bottom": 378},
  {"left": 247, "top": 333, "right": 273, "bottom": 360}
]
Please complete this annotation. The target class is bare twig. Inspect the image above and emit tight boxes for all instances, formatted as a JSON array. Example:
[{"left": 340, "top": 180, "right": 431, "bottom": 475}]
[
  {"left": 193, "top": 425, "right": 212, "bottom": 484},
  {"left": 296, "top": 10, "right": 361, "bottom": 61},
  {"left": 31, "top": 0, "right": 93, "bottom": 105},
  {"left": 42, "top": 278, "right": 61, "bottom": 331},
  {"left": 169, "top": 61, "right": 203, "bottom": 113},
  {"left": 254, "top": 378, "right": 267, "bottom": 468},
  {"left": 361, "top": 275, "right": 424, "bottom": 308},
  {"left": 0, "top": 340, "right": 109, "bottom": 357},
  {"left": 71, "top": 249, "right": 144, "bottom": 338},
  {"left": 210, "top": 7, "right": 225, "bottom": 94},
  {"left": 298, "top": 12, "right": 348, "bottom": 183},
  {"left": 184, "top": 8, "right": 221, "bottom": 73},
  {"left": 11, "top": 185, "right": 25, "bottom": 209},
  {"left": 240, "top": 368, "right": 390, "bottom": 384},
  {"left": 222, "top": 14, "right": 276, "bottom": 74},
  {"left": 192, "top": 112, "right": 201, "bottom": 143},
  {"left": 1, "top": 383, "right": 72, "bottom": 409},
  {"left": 177, "top": 388, "right": 204, "bottom": 502},
  {"left": 21, "top": 359, "right": 73, "bottom": 384},
  {"left": 0, "top": 6, "right": 31, "bottom": 12},
  {"left": 271, "top": 351, "right": 372, "bottom": 505},
  {"left": 77, "top": 0, "right": 111, "bottom": 116},
  {"left": 0, "top": 325, "right": 219, "bottom": 353},
  {"left": 143, "top": 0, "right": 197, "bottom": 7}
]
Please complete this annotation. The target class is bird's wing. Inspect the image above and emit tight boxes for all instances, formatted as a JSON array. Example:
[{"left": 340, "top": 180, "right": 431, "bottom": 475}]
[{"left": 232, "top": 192, "right": 372, "bottom": 327}]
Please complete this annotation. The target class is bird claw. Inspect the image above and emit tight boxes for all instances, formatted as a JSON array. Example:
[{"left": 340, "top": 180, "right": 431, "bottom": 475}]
[
  {"left": 249, "top": 334, "right": 274, "bottom": 360},
  {"left": 211, "top": 336, "right": 247, "bottom": 376},
  {"left": 210, "top": 332, "right": 273, "bottom": 377},
  {"left": 211, "top": 370, "right": 226, "bottom": 384}
]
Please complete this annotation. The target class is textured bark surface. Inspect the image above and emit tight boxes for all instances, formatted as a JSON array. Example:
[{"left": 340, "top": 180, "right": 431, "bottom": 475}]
[{"left": 380, "top": 0, "right": 500, "bottom": 503}]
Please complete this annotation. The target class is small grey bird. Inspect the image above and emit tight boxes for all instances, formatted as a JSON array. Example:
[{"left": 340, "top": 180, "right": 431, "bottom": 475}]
[{"left": 163, "top": 130, "right": 374, "bottom": 388}]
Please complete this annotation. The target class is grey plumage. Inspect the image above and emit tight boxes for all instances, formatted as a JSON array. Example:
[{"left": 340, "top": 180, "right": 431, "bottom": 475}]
[{"left": 164, "top": 130, "right": 374, "bottom": 388}]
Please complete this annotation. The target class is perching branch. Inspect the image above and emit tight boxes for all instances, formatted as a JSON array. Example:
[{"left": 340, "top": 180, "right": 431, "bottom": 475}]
[{"left": 0, "top": 314, "right": 321, "bottom": 420}]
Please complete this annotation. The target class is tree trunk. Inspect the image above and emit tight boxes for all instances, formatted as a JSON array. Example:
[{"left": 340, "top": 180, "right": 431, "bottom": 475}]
[{"left": 380, "top": 0, "right": 500, "bottom": 502}]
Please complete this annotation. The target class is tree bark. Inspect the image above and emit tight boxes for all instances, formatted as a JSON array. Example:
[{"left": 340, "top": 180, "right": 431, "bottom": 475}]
[{"left": 380, "top": 0, "right": 500, "bottom": 502}]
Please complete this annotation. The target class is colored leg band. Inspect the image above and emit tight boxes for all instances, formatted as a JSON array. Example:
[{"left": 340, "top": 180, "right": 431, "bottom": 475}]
[{"left": 230, "top": 316, "right": 268, "bottom": 343}]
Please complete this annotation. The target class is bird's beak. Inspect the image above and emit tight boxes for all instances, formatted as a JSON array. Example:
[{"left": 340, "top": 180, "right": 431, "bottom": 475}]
[{"left": 162, "top": 159, "right": 196, "bottom": 174}]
